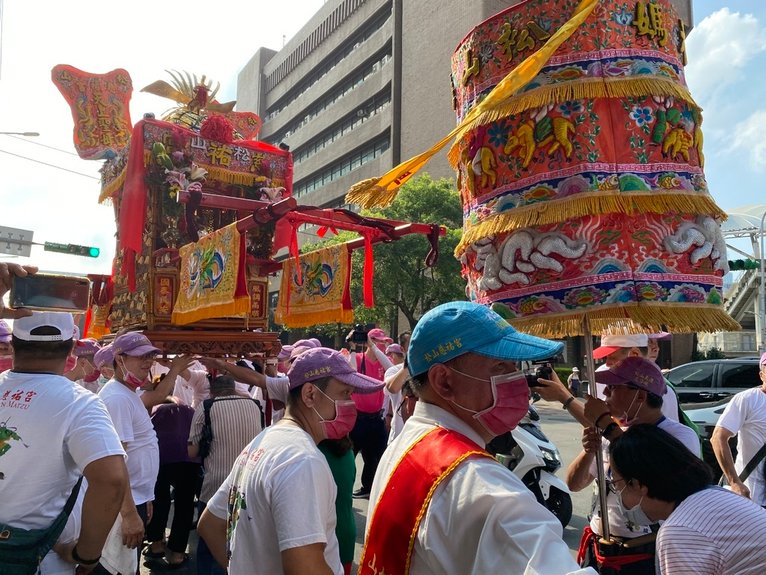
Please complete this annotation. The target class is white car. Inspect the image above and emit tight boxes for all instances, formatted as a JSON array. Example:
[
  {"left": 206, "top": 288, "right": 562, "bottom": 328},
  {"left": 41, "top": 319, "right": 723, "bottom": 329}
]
[{"left": 684, "top": 398, "right": 736, "bottom": 483}]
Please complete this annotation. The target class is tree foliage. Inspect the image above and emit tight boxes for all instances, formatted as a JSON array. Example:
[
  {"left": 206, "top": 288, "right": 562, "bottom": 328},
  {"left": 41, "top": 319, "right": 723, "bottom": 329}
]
[{"left": 281, "top": 175, "right": 466, "bottom": 339}]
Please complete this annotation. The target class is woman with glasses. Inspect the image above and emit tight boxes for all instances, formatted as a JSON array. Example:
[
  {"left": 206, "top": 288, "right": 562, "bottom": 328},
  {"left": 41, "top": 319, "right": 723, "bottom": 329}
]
[{"left": 610, "top": 424, "right": 766, "bottom": 575}]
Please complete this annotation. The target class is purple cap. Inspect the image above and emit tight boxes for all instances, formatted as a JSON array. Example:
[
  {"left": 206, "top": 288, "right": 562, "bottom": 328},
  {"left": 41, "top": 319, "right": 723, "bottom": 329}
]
[
  {"left": 93, "top": 344, "right": 115, "bottom": 369},
  {"left": 594, "top": 356, "right": 667, "bottom": 396},
  {"left": 760, "top": 352, "right": 766, "bottom": 368},
  {"left": 277, "top": 345, "right": 294, "bottom": 361},
  {"left": 74, "top": 338, "right": 101, "bottom": 357},
  {"left": 287, "top": 347, "right": 384, "bottom": 393},
  {"left": 112, "top": 332, "right": 161, "bottom": 357},
  {"left": 385, "top": 343, "right": 404, "bottom": 355},
  {"left": 0, "top": 319, "right": 11, "bottom": 343},
  {"left": 293, "top": 338, "right": 319, "bottom": 349}
]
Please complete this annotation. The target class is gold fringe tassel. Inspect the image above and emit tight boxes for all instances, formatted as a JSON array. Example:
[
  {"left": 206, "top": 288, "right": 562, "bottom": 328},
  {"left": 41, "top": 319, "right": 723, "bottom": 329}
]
[
  {"left": 455, "top": 192, "right": 728, "bottom": 256},
  {"left": 275, "top": 308, "right": 355, "bottom": 329},
  {"left": 171, "top": 296, "right": 251, "bottom": 326},
  {"left": 508, "top": 304, "right": 741, "bottom": 339},
  {"left": 201, "top": 165, "right": 268, "bottom": 187},
  {"left": 343, "top": 0, "right": 599, "bottom": 210},
  {"left": 99, "top": 167, "right": 127, "bottom": 203},
  {"left": 447, "top": 77, "right": 697, "bottom": 166},
  {"left": 345, "top": 178, "right": 404, "bottom": 210}
]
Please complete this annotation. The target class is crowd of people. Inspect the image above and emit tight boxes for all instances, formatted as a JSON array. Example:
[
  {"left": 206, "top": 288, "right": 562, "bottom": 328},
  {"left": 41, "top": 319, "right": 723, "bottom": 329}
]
[{"left": 2, "top": 259, "right": 766, "bottom": 575}]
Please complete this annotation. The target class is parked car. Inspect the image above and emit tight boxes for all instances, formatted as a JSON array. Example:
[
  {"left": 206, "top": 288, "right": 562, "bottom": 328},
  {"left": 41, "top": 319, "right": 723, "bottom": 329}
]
[
  {"left": 665, "top": 358, "right": 761, "bottom": 404},
  {"left": 684, "top": 398, "right": 736, "bottom": 484}
]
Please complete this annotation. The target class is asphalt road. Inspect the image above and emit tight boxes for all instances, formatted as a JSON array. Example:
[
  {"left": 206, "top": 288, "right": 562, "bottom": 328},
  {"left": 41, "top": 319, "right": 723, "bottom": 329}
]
[{"left": 139, "top": 399, "right": 590, "bottom": 573}]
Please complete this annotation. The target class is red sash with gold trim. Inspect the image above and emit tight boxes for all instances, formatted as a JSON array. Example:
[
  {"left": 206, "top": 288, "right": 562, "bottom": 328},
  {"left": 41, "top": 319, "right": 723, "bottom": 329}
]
[{"left": 360, "top": 427, "right": 494, "bottom": 575}]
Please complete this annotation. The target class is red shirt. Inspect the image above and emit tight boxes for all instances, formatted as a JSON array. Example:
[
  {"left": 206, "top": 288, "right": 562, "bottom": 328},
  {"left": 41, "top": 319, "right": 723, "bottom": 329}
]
[{"left": 353, "top": 353, "right": 385, "bottom": 413}]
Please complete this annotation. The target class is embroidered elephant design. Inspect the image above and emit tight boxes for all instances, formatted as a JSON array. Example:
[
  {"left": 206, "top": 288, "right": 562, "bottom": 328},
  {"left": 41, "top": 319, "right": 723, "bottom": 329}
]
[
  {"left": 469, "top": 230, "right": 588, "bottom": 290},
  {"left": 663, "top": 216, "right": 728, "bottom": 273}
]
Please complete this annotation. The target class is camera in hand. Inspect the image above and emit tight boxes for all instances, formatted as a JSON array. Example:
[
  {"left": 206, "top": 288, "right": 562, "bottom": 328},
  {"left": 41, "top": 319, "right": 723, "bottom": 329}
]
[
  {"left": 350, "top": 323, "right": 375, "bottom": 344},
  {"left": 525, "top": 363, "right": 553, "bottom": 388}
]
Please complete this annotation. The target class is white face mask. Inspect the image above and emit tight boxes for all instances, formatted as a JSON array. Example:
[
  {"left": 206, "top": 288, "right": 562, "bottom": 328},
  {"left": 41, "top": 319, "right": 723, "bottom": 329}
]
[
  {"left": 618, "top": 389, "right": 643, "bottom": 426},
  {"left": 614, "top": 484, "right": 655, "bottom": 528}
]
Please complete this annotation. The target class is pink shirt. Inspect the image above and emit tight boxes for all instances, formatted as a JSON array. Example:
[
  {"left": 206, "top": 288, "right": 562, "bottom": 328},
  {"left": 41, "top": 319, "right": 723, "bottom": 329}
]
[{"left": 353, "top": 353, "right": 385, "bottom": 413}]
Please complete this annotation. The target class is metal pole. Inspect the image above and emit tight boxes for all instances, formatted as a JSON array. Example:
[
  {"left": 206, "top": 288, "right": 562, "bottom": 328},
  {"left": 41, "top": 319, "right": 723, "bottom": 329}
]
[
  {"left": 582, "top": 315, "right": 611, "bottom": 542},
  {"left": 759, "top": 210, "right": 766, "bottom": 353}
]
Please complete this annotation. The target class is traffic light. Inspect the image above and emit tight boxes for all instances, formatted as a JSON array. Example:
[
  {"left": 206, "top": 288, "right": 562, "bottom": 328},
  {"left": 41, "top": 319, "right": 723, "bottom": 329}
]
[
  {"left": 728, "top": 259, "right": 759, "bottom": 271},
  {"left": 44, "top": 242, "right": 100, "bottom": 258}
]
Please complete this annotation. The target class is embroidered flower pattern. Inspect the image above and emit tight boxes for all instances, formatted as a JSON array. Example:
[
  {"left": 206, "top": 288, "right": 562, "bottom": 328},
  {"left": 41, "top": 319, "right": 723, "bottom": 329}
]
[{"left": 629, "top": 106, "right": 654, "bottom": 127}]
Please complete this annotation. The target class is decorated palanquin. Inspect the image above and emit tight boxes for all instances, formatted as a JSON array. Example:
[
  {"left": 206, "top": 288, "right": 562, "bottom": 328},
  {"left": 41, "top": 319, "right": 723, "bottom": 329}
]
[
  {"left": 102, "top": 118, "right": 291, "bottom": 331},
  {"left": 52, "top": 66, "right": 290, "bottom": 356},
  {"left": 54, "top": 66, "right": 445, "bottom": 355},
  {"left": 449, "top": 0, "right": 739, "bottom": 337}
]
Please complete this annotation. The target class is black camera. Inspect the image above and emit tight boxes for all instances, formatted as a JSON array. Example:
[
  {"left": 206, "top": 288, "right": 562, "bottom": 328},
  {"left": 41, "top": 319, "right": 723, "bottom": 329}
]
[
  {"left": 349, "top": 323, "right": 375, "bottom": 344},
  {"left": 525, "top": 363, "right": 553, "bottom": 388}
]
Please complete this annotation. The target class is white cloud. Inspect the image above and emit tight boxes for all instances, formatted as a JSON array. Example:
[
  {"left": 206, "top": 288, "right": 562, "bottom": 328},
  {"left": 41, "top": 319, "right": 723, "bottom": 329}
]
[
  {"left": 727, "top": 109, "right": 766, "bottom": 172},
  {"left": 685, "top": 8, "right": 766, "bottom": 103}
]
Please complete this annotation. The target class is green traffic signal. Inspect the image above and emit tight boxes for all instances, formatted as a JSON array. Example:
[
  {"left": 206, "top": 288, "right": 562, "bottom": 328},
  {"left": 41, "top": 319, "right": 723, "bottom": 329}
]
[{"left": 44, "top": 241, "right": 100, "bottom": 258}]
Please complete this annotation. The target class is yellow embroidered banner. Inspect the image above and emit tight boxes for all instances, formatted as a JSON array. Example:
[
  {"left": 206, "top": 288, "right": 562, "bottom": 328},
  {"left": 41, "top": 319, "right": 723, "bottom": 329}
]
[
  {"left": 275, "top": 244, "right": 354, "bottom": 328},
  {"left": 172, "top": 222, "right": 250, "bottom": 325}
]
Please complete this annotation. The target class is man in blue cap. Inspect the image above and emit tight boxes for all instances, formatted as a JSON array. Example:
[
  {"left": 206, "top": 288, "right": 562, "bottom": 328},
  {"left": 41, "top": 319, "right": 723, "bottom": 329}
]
[{"left": 361, "top": 301, "right": 595, "bottom": 575}]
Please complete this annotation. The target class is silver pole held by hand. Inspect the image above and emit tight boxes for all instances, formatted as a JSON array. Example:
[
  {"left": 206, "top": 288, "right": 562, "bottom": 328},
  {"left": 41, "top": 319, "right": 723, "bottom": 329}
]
[{"left": 582, "top": 315, "right": 611, "bottom": 542}]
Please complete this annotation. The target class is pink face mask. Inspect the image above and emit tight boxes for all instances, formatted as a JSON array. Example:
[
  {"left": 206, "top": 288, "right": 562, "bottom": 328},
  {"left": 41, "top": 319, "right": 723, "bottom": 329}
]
[
  {"left": 449, "top": 369, "right": 530, "bottom": 437},
  {"left": 64, "top": 355, "right": 78, "bottom": 373},
  {"left": 313, "top": 387, "right": 358, "bottom": 440},
  {"left": 119, "top": 357, "right": 148, "bottom": 390}
]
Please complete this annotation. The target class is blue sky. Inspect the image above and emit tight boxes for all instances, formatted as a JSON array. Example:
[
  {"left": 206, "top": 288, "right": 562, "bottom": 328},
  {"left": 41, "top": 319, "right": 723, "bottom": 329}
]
[
  {"left": 0, "top": 0, "right": 763, "bottom": 277},
  {"left": 685, "top": 1, "right": 766, "bottom": 212}
]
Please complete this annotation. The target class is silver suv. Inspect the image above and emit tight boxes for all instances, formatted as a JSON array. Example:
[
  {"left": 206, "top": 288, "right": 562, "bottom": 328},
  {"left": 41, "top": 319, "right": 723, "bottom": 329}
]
[{"left": 666, "top": 358, "right": 761, "bottom": 404}]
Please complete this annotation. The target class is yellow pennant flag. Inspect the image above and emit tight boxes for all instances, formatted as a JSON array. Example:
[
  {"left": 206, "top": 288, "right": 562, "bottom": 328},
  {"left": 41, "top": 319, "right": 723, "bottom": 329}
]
[{"left": 345, "top": 0, "right": 598, "bottom": 209}]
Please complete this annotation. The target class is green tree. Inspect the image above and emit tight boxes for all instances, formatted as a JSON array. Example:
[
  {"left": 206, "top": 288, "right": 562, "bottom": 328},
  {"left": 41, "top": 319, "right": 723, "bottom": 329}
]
[{"left": 280, "top": 175, "right": 466, "bottom": 339}]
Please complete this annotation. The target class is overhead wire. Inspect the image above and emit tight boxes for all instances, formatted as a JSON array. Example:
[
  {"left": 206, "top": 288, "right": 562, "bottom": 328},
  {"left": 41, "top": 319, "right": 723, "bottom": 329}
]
[{"left": 0, "top": 148, "right": 100, "bottom": 180}]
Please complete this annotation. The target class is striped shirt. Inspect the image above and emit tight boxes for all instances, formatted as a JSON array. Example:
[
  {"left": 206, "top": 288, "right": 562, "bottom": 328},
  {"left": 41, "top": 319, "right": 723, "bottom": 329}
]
[
  {"left": 658, "top": 487, "right": 766, "bottom": 574},
  {"left": 189, "top": 394, "right": 263, "bottom": 502}
]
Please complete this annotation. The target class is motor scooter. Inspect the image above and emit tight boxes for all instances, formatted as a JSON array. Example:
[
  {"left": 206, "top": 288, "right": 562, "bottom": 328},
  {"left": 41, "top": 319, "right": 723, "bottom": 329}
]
[{"left": 487, "top": 405, "right": 573, "bottom": 527}]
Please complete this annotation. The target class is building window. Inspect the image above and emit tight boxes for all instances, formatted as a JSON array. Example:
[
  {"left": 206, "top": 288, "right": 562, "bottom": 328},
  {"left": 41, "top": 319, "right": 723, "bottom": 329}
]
[
  {"left": 293, "top": 135, "right": 390, "bottom": 198},
  {"left": 265, "top": 5, "right": 392, "bottom": 116}
]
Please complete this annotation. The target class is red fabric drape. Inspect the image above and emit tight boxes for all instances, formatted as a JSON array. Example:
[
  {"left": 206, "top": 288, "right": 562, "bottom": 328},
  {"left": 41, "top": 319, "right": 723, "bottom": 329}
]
[
  {"left": 363, "top": 234, "right": 374, "bottom": 307},
  {"left": 118, "top": 121, "right": 148, "bottom": 292}
]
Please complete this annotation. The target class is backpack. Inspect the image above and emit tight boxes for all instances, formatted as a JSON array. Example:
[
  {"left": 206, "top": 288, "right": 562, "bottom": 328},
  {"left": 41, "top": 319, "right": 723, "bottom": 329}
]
[
  {"left": 0, "top": 477, "right": 82, "bottom": 575},
  {"left": 198, "top": 397, "right": 264, "bottom": 462}
]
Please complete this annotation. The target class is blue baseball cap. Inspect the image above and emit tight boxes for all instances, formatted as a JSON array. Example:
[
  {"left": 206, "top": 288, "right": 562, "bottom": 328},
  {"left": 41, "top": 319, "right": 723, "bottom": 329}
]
[{"left": 407, "top": 301, "right": 564, "bottom": 376}]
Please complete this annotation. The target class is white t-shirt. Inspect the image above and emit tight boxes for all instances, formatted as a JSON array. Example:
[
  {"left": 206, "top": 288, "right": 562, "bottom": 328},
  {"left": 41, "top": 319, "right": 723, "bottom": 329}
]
[
  {"left": 0, "top": 371, "right": 124, "bottom": 574},
  {"left": 384, "top": 364, "right": 405, "bottom": 444},
  {"left": 206, "top": 424, "right": 342, "bottom": 575},
  {"left": 265, "top": 374, "right": 290, "bottom": 424},
  {"left": 174, "top": 369, "right": 210, "bottom": 408},
  {"left": 100, "top": 379, "right": 160, "bottom": 505},
  {"left": 716, "top": 386, "right": 766, "bottom": 505},
  {"left": 658, "top": 487, "right": 766, "bottom": 574},
  {"left": 589, "top": 417, "right": 700, "bottom": 538}
]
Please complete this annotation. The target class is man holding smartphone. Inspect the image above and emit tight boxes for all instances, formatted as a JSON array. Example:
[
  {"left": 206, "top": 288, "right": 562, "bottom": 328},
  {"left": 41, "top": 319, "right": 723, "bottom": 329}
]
[{"left": 1, "top": 262, "right": 129, "bottom": 575}]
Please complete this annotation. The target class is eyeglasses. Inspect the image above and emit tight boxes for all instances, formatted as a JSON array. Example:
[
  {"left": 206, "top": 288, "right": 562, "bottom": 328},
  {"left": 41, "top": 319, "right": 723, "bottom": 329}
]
[{"left": 605, "top": 470, "right": 630, "bottom": 494}]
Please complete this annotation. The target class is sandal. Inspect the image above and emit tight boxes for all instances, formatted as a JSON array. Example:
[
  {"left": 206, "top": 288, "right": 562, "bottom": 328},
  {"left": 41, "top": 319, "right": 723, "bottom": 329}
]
[{"left": 142, "top": 544, "right": 167, "bottom": 559}]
